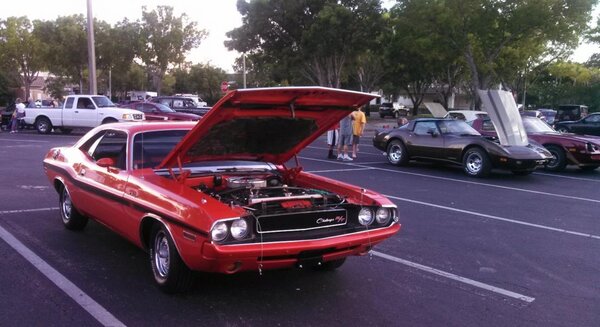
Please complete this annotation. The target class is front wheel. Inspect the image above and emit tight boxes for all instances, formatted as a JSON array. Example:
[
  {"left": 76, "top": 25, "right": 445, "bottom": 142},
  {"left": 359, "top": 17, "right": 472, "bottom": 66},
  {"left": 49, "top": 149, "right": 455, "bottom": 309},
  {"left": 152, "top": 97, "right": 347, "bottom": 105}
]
[
  {"left": 149, "top": 224, "right": 194, "bottom": 293},
  {"left": 386, "top": 140, "right": 409, "bottom": 166},
  {"left": 544, "top": 145, "right": 567, "bottom": 172},
  {"left": 35, "top": 117, "right": 52, "bottom": 134},
  {"left": 462, "top": 148, "right": 491, "bottom": 177},
  {"left": 59, "top": 185, "right": 88, "bottom": 230}
]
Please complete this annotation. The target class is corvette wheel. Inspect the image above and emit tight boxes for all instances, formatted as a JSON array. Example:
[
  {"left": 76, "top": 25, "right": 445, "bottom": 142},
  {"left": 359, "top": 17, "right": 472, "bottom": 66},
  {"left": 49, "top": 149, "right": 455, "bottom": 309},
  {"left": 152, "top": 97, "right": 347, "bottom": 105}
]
[
  {"left": 150, "top": 224, "right": 193, "bottom": 293},
  {"left": 544, "top": 145, "right": 567, "bottom": 172},
  {"left": 463, "top": 148, "right": 491, "bottom": 177},
  {"left": 59, "top": 185, "right": 88, "bottom": 230},
  {"left": 386, "top": 140, "right": 409, "bottom": 166},
  {"left": 313, "top": 258, "right": 346, "bottom": 271},
  {"left": 556, "top": 126, "right": 569, "bottom": 133}
]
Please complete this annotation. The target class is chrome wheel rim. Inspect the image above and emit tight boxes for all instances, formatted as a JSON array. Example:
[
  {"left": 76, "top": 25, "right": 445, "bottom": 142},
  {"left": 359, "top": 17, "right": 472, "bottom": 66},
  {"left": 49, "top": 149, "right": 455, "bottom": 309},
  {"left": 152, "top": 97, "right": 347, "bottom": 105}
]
[
  {"left": 61, "top": 188, "right": 72, "bottom": 223},
  {"left": 388, "top": 144, "right": 403, "bottom": 163},
  {"left": 154, "top": 232, "right": 170, "bottom": 278},
  {"left": 465, "top": 152, "right": 482, "bottom": 174},
  {"left": 38, "top": 121, "right": 49, "bottom": 133},
  {"left": 547, "top": 150, "right": 559, "bottom": 169}
]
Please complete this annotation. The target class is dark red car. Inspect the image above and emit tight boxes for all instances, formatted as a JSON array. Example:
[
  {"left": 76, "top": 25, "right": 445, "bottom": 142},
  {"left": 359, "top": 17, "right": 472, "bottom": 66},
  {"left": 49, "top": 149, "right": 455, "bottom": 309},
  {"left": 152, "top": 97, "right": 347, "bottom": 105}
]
[
  {"left": 122, "top": 102, "right": 201, "bottom": 121},
  {"left": 472, "top": 116, "right": 600, "bottom": 171}
]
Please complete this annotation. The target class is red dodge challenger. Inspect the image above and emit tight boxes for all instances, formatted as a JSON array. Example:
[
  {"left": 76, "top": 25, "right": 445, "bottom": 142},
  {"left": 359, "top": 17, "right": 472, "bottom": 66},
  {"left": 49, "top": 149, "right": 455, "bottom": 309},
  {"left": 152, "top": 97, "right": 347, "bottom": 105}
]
[{"left": 43, "top": 87, "right": 401, "bottom": 293}]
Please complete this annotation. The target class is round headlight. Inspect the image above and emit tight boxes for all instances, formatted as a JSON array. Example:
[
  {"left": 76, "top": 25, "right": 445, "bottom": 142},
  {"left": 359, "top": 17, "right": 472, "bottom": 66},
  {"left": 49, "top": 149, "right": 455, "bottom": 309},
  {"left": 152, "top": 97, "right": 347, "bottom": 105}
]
[
  {"left": 211, "top": 222, "right": 228, "bottom": 242},
  {"left": 231, "top": 219, "right": 249, "bottom": 240},
  {"left": 358, "top": 208, "right": 374, "bottom": 226},
  {"left": 375, "top": 208, "right": 391, "bottom": 225}
]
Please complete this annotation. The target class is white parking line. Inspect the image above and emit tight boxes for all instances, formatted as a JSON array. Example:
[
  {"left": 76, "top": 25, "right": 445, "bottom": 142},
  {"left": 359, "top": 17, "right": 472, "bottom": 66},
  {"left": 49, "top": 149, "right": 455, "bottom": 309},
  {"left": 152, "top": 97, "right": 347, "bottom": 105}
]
[
  {"left": 0, "top": 138, "right": 49, "bottom": 143},
  {"left": 308, "top": 167, "right": 375, "bottom": 173},
  {"left": 385, "top": 194, "right": 600, "bottom": 240},
  {"left": 300, "top": 157, "right": 600, "bottom": 204},
  {"left": 306, "top": 145, "right": 383, "bottom": 156},
  {"left": 371, "top": 250, "right": 535, "bottom": 303},
  {"left": 0, "top": 207, "right": 59, "bottom": 215},
  {"left": 0, "top": 224, "right": 126, "bottom": 327}
]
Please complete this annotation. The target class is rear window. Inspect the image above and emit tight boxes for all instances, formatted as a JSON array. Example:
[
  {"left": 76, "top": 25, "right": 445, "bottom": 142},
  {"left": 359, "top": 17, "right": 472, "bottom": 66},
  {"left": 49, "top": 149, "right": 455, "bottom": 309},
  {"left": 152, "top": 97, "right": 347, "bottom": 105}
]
[{"left": 132, "top": 130, "right": 190, "bottom": 169}]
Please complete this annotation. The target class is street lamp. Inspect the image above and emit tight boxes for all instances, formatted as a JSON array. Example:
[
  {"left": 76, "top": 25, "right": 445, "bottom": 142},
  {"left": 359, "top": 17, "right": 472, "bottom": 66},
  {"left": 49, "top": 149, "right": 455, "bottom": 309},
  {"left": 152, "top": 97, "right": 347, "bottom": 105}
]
[{"left": 86, "top": 0, "right": 97, "bottom": 95}]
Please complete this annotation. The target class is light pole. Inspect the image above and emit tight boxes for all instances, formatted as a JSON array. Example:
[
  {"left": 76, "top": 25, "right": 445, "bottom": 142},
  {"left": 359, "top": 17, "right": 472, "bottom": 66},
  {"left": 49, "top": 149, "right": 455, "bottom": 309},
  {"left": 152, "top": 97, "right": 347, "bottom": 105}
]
[
  {"left": 242, "top": 53, "right": 246, "bottom": 89},
  {"left": 86, "top": 0, "right": 97, "bottom": 95}
]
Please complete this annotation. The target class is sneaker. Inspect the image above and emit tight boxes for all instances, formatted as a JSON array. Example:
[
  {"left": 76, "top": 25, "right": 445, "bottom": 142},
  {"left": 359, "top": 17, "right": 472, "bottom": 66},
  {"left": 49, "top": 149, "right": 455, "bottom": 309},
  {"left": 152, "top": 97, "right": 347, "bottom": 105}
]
[
  {"left": 337, "top": 154, "right": 343, "bottom": 160},
  {"left": 343, "top": 154, "right": 353, "bottom": 161}
]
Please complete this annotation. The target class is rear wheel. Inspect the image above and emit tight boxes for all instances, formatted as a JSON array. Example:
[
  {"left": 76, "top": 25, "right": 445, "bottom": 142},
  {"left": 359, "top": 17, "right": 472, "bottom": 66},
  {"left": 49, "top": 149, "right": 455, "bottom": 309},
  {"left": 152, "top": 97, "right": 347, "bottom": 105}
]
[
  {"left": 149, "top": 224, "right": 194, "bottom": 293},
  {"left": 544, "top": 145, "right": 567, "bottom": 172},
  {"left": 386, "top": 140, "right": 409, "bottom": 166},
  {"left": 462, "top": 148, "right": 491, "bottom": 177},
  {"left": 556, "top": 126, "right": 569, "bottom": 133},
  {"left": 59, "top": 185, "right": 88, "bottom": 230},
  {"left": 35, "top": 117, "right": 52, "bottom": 134}
]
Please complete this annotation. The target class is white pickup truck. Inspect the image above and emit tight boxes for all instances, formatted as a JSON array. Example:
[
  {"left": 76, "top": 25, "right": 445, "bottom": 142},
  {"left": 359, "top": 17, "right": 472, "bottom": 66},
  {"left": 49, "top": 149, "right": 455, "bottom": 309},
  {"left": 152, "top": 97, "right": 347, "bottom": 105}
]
[{"left": 23, "top": 95, "right": 145, "bottom": 134}]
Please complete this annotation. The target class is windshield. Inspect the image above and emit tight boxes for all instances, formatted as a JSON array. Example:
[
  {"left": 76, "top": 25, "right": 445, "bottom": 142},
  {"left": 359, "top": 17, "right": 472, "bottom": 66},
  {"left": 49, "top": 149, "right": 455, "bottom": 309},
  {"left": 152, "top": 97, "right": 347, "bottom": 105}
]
[
  {"left": 522, "top": 117, "right": 555, "bottom": 133},
  {"left": 155, "top": 103, "right": 176, "bottom": 113},
  {"left": 438, "top": 120, "right": 481, "bottom": 135},
  {"left": 92, "top": 96, "right": 117, "bottom": 108}
]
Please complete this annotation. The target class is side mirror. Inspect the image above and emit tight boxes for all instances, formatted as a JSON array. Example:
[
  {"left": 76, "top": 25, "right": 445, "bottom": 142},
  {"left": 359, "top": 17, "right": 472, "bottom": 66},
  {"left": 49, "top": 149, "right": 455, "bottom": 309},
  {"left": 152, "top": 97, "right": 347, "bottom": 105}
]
[
  {"left": 427, "top": 128, "right": 439, "bottom": 137},
  {"left": 97, "top": 157, "right": 117, "bottom": 168}
]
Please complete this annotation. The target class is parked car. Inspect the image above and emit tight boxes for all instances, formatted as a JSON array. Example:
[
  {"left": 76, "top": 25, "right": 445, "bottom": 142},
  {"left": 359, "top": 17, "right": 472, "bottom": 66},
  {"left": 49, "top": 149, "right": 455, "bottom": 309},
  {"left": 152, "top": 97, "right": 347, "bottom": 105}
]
[
  {"left": 537, "top": 109, "right": 557, "bottom": 125},
  {"left": 372, "top": 118, "right": 552, "bottom": 177},
  {"left": 555, "top": 104, "right": 588, "bottom": 123},
  {"left": 43, "top": 87, "right": 401, "bottom": 293},
  {"left": 444, "top": 110, "right": 488, "bottom": 124},
  {"left": 472, "top": 116, "right": 600, "bottom": 171},
  {"left": 379, "top": 102, "right": 407, "bottom": 118},
  {"left": 23, "top": 95, "right": 145, "bottom": 134},
  {"left": 121, "top": 102, "right": 201, "bottom": 121},
  {"left": 152, "top": 96, "right": 211, "bottom": 116},
  {"left": 553, "top": 113, "right": 600, "bottom": 136}
]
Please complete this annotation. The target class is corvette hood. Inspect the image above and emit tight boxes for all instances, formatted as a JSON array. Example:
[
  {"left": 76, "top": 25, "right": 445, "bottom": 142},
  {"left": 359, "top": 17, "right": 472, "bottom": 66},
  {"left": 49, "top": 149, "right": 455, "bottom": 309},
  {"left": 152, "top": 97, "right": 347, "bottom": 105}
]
[{"left": 159, "top": 87, "right": 377, "bottom": 168}]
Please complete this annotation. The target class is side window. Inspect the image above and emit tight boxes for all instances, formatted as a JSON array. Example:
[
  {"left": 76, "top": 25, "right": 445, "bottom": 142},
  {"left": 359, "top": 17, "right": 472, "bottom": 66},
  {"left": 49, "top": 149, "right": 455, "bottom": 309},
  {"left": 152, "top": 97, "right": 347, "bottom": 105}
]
[
  {"left": 87, "top": 130, "right": 128, "bottom": 170},
  {"left": 134, "top": 104, "right": 145, "bottom": 111},
  {"left": 173, "top": 100, "right": 183, "bottom": 107},
  {"left": 585, "top": 115, "right": 600, "bottom": 123},
  {"left": 142, "top": 104, "right": 155, "bottom": 112},
  {"left": 159, "top": 99, "right": 171, "bottom": 106},
  {"left": 64, "top": 97, "right": 74, "bottom": 109},
  {"left": 481, "top": 120, "right": 496, "bottom": 131},
  {"left": 413, "top": 121, "right": 438, "bottom": 135},
  {"left": 183, "top": 99, "right": 196, "bottom": 108},
  {"left": 77, "top": 98, "right": 94, "bottom": 109}
]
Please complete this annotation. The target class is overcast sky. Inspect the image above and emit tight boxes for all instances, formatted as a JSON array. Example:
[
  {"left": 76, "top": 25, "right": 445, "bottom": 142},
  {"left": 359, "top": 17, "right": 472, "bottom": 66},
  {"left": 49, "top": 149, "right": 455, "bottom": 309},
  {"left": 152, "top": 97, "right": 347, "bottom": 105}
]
[{"left": 1, "top": 1, "right": 598, "bottom": 73}]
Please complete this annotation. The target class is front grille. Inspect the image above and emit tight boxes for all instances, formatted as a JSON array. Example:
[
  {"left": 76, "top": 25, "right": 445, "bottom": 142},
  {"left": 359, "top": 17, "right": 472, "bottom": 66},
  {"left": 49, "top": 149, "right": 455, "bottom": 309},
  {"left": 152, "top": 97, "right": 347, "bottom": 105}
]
[
  {"left": 256, "top": 209, "right": 347, "bottom": 234},
  {"left": 133, "top": 114, "right": 143, "bottom": 120}
]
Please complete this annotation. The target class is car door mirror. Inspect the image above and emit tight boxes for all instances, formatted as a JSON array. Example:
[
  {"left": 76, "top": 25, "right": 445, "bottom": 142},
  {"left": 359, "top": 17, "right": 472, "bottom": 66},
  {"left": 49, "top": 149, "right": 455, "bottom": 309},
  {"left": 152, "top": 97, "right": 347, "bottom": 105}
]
[{"left": 97, "top": 157, "right": 117, "bottom": 168}]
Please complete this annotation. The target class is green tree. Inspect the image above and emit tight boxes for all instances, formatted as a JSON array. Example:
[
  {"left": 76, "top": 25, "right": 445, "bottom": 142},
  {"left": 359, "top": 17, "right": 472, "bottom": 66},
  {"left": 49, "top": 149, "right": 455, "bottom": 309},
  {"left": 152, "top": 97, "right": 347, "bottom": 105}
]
[
  {"left": 0, "top": 16, "right": 47, "bottom": 100},
  {"left": 140, "top": 6, "right": 207, "bottom": 94},
  {"left": 226, "top": 0, "right": 384, "bottom": 88}
]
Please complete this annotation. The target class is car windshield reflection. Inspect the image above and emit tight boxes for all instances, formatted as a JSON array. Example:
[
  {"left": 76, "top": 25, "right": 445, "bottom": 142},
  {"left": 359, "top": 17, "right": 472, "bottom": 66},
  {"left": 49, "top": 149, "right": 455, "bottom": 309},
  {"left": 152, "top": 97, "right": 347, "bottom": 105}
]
[
  {"left": 438, "top": 120, "right": 481, "bottom": 136},
  {"left": 523, "top": 117, "right": 555, "bottom": 133},
  {"left": 92, "top": 96, "right": 117, "bottom": 108}
]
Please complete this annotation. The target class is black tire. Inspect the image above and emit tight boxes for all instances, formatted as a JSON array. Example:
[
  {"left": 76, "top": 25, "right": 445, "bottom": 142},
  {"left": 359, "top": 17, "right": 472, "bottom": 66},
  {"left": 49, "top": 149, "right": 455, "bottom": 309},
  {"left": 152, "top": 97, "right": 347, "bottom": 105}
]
[
  {"left": 59, "top": 185, "right": 88, "bottom": 230},
  {"left": 579, "top": 165, "right": 599, "bottom": 171},
  {"left": 462, "top": 147, "right": 491, "bottom": 177},
  {"left": 312, "top": 258, "right": 346, "bottom": 271},
  {"left": 35, "top": 117, "right": 52, "bottom": 134},
  {"left": 555, "top": 126, "right": 569, "bottom": 133},
  {"left": 60, "top": 128, "right": 73, "bottom": 135},
  {"left": 386, "top": 140, "right": 409, "bottom": 166},
  {"left": 102, "top": 118, "right": 118, "bottom": 124},
  {"left": 379, "top": 113, "right": 385, "bottom": 118},
  {"left": 544, "top": 145, "right": 567, "bottom": 172},
  {"left": 149, "top": 224, "right": 194, "bottom": 293}
]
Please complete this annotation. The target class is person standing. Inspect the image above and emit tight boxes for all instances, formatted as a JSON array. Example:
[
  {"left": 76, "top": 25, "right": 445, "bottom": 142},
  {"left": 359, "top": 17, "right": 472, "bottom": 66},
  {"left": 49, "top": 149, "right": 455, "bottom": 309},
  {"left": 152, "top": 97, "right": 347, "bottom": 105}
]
[
  {"left": 326, "top": 122, "right": 339, "bottom": 159},
  {"left": 337, "top": 113, "right": 354, "bottom": 161},
  {"left": 351, "top": 106, "right": 367, "bottom": 158},
  {"left": 11, "top": 98, "right": 25, "bottom": 133}
]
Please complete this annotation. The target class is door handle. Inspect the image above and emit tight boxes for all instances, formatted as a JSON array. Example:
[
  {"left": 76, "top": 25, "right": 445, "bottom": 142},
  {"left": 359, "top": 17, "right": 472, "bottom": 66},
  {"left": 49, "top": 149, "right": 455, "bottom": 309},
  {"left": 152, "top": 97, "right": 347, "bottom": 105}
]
[
  {"left": 79, "top": 168, "right": 86, "bottom": 176},
  {"left": 74, "top": 110, "right": 79, "bottom": 113}
]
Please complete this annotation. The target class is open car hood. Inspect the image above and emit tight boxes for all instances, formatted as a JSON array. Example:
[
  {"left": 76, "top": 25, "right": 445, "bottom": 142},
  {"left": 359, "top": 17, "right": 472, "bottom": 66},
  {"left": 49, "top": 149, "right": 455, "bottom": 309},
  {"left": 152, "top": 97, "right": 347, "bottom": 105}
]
[{"left": 159, "top": 87, "right": 377, "bottom": 168}]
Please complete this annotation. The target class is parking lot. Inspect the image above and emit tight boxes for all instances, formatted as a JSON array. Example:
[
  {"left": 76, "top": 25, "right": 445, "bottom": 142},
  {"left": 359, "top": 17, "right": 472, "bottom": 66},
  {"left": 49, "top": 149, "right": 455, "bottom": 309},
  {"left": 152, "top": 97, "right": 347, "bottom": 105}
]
[{"left": 1, "top": 123, "right": 599, "bottom": 326}]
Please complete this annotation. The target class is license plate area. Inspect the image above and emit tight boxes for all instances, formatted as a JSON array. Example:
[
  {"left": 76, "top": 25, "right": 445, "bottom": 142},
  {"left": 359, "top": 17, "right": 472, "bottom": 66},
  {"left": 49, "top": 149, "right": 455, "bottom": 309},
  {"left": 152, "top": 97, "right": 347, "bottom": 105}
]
[{"left": 257, "top": 209, "right": 347, "bottom": 234}]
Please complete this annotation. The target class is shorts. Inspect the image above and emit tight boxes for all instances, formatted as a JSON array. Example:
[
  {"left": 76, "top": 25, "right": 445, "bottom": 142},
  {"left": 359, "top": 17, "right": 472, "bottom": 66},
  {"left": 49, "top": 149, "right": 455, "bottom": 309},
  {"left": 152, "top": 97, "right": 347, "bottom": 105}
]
[
  {"left": 352, "top": 135, "right": 360, "bottom": 144},
  {"left": 326, "top": 130, "right": 338, "bottom": 146},
  {"left": 339, "top": 134, "right": 352, "bottom": 146}
]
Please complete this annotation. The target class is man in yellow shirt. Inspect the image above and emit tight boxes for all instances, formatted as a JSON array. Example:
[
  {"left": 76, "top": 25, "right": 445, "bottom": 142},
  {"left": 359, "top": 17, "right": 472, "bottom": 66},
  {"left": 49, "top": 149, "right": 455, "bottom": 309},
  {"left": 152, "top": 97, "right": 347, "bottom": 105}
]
[{"left": 351, "top": 106, "right": 367, "bottom": 158}]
